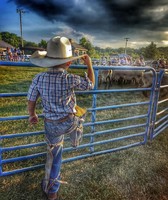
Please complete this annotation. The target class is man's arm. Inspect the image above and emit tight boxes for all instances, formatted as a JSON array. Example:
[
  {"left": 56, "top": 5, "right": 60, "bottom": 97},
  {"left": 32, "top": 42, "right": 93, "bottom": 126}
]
[
  {"left": 28, "top": 100, "right": 39, "bottom": 124},
  {"left": 82, "top": 55, "right": 95, "bottom": 86}
]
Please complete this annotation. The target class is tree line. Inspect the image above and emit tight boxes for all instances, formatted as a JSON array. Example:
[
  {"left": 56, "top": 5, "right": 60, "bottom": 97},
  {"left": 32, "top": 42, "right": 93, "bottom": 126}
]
[{"left": 1, "top": 31, "right": 168, "bottom": 60}]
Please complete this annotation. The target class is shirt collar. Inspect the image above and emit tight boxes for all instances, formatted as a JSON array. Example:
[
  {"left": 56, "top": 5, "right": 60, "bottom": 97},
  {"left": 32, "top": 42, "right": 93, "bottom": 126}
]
[{"left": 47, "top": 67, "right": 66, "bottom": 73}]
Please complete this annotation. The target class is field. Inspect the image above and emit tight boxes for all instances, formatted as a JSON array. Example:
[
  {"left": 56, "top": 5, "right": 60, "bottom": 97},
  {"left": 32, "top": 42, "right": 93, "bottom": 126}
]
[{"left": 0, "top": 66, "right": 168, "bottom": 200}]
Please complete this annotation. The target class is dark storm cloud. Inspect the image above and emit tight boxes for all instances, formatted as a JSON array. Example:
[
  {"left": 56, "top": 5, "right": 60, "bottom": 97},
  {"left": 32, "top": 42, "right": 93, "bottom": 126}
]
[
  {"left": 10, "top": 0, "right": 167, "bottom": 28},
  {"left": 100, "top": 0, "right": 154, "bottom": 25},
  {"left": 10, "top": 0, "right": 168, "bottom": 30},
  {"left": 10, "top": 0, "right": 168, "bottom": 44},
  {"left": 9, "top": 0, "right": 74, "bottom": 21},
  {"left": 99, "top": 0, "right": 168, "bottom": 33},
  {"left": 10, "top": 0, "right": 108, "bottom": 29}
]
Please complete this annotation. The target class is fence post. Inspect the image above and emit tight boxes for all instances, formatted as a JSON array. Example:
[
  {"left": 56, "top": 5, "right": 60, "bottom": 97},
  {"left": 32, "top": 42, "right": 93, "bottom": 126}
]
[
  {"left": 0, "top": 135, "right": 2, "bottom": 176},
  {"left": 139, "top": 69, "right": 157, "bottom": 144},
  {"left": 149, "top": 70, "right": 165, "bottom": 140},
  {"left": 89, "top": 68, "right": 99, "bottom": 152}
]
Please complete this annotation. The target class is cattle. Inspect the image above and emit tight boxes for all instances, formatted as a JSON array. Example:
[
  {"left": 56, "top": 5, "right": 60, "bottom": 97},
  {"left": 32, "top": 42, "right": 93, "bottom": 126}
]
[
  {"left": 98, "top": 70, "right": 112, "bottom": 87},
  {"left": 98, "top": 67, "right": 168, "bottom": 97},
  {"left": 141, "top": 71, "right": 168, "bottom": 98},
  {"left": 111, "top": 70, "right": 144, "bottom": 86}
]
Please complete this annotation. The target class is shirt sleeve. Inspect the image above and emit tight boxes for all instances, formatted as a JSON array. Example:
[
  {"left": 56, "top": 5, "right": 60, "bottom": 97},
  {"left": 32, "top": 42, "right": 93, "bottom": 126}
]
[
  {"left": 70, "top": 73, "right": 94, "bottom": 90},
  {"left": 27, "top": 74, "right": 40, "bottom": 101}
]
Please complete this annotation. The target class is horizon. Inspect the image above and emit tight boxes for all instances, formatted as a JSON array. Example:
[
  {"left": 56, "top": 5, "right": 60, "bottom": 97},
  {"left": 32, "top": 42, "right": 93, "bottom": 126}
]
[{"left": 1, "top": 31, "right": 166, "bottom": 50}]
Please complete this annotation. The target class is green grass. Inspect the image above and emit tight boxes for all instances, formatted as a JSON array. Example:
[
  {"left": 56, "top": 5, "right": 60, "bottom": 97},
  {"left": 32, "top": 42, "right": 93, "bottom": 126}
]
[
  {"left": 0, "top": 66, "right": 168, "bottom": 200},
  {"left": 0, "top": 134, "right": 168, "bottom": 200}
]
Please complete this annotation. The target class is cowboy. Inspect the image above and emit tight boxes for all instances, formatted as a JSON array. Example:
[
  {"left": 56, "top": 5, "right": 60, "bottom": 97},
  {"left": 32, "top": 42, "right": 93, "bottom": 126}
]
[{"left": 27, "top": 36, "right": 95, "bottom": 200}]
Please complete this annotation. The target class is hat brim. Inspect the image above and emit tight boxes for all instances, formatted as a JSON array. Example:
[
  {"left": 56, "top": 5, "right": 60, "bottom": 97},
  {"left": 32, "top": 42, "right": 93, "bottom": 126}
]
[{"left": 30, "top": 51, "right": 84, "bottom": 67}]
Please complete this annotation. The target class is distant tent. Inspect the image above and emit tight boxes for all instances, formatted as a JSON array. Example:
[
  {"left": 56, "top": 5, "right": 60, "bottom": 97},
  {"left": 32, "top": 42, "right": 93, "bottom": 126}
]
[{"left": 0, "top": 40, "right": 14, "bottom": 50}]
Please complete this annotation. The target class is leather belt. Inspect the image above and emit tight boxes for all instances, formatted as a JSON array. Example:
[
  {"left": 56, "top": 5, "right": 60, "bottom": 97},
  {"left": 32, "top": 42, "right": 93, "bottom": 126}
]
[{"left": 44, "top": 113, "right": 74, "bottom": 123}]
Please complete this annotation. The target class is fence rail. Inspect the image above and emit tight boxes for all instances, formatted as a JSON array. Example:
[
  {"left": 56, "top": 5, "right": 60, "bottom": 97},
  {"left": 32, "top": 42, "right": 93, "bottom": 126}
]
[{"left": 0, "top": 61, "right": 167, "bottom": 176}]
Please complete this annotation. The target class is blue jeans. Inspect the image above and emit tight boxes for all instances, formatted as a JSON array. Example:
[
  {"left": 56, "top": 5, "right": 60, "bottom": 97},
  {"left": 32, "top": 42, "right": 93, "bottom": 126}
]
[{"left": 43, "top": 115, "right": 84, "bottom": 194}]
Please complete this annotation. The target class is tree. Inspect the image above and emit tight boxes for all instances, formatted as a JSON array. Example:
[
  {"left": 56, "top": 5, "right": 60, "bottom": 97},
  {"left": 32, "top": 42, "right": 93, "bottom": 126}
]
[
  {"left": 117, "top": 47, "right": 125, "bottom": 54},
  {"left": 79, "top": 37, "right": 94, "bottom": 57},
  {"left": 0, "top": 32, "right": 21, "bottom": 47},
  {"left": 157, "top": 47, "right": 168, "bottom": 59},
  {"left": 23, "top": 41, "right": 39, "bottom": 54},
  {"left": 24, "top": 41, "right": 38, "bottom": 48},
  {"left": 79, "top": 37, "right": 87, "bottom": 47},
  {"left": 38, "top": 39, "right": 47, "bottom": 49},
  {"left": 144, "top": 42, "right": 159, "bottom": 60}
]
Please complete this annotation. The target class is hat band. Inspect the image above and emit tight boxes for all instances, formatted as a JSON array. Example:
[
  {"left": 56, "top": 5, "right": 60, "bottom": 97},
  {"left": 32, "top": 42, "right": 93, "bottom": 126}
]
[{"left": 46, "top": 55, "right": 73, "bottom": 59}]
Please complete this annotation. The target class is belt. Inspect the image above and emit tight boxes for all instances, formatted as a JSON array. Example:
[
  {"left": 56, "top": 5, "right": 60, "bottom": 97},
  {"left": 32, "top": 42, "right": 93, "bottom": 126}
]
[{"left": 44, "top": 113, "right": 74, "bottom": 123}]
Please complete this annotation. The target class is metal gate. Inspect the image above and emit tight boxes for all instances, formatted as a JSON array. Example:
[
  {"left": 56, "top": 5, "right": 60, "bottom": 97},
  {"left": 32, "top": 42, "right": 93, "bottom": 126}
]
[
  {"left": 0, "top": 62, "right": 167, "bottom": 177},
  {"left": 149, "top": 69, "right": 168, "bottom": 139}
]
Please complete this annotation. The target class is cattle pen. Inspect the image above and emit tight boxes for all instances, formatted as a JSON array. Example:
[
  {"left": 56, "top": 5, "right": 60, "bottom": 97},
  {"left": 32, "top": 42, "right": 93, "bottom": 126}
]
[{"left": 0, "top": 61, "right": 167, "bottom": 178}]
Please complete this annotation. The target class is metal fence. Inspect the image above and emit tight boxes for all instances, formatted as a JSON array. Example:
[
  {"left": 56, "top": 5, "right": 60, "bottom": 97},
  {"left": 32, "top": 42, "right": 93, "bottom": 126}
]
[
  {"left": 0, "top": 61, "right": 167, "bottom": 177},
  {"left": 149, "top": 69, "right": 168, "bottom": 139}
]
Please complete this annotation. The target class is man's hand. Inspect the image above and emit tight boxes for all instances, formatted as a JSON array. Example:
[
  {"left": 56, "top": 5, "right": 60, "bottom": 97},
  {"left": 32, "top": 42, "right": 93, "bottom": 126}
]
[{"left": 29, "top": 114, "right": 39, "bottom": 125}]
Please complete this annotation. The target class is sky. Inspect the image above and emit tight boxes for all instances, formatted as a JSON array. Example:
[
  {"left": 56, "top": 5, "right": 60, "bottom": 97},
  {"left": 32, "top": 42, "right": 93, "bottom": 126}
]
[{"left": 1, "top": 0, "right": 168, "bottom": 49}]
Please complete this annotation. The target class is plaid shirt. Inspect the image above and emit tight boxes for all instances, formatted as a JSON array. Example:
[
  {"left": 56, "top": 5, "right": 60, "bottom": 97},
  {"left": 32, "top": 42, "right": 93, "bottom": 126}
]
[{"left": 27, "top": 68, "right": 94, "bottom": 120}]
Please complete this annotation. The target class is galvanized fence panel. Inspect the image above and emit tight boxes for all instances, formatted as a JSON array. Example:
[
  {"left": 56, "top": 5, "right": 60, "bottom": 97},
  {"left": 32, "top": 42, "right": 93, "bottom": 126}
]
[
  {"left": 0, "top": 61, "right": 167, "bottom": 177},
  {"left": 149, "top": 69, "right": 168, "bottom": 139}
]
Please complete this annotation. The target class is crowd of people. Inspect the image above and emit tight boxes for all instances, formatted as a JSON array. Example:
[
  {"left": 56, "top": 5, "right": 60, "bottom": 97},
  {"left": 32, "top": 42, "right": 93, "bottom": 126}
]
[
  {"left": 93, "top": 55, "right": 146, "bottom": 66},
  {"left": 93, "top": 55, "right": 168, "bottom": 69},
  {"left": 151, "top": 58, "right": 168, "bottom": 69},
  {"left": 1, "top": 47, "right": 168, "bottom": 69},
  {"left": 0, "top": 47, "right": 30, "bottom": 62}
]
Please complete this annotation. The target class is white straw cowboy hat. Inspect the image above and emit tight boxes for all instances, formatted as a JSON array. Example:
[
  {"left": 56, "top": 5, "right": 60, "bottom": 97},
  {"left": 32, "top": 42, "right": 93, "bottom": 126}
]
[{"left": 30, "top": 36, "right": 84, "bottom": 67}]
